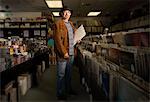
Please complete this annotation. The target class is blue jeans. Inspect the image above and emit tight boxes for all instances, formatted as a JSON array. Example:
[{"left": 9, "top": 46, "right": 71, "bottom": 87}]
[{"left": 56, "top": 55, "right": 74, "bottom": 97}]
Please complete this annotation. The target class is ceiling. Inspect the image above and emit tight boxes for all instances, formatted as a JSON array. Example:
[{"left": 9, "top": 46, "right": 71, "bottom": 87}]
[{"left": 0, "top": 0, "right": 149, "bottom": 18}]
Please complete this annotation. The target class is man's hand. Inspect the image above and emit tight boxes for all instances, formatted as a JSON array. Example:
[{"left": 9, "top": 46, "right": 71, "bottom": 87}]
[{"left": 64, "top": 53, "right": 69, "bottom": 59}]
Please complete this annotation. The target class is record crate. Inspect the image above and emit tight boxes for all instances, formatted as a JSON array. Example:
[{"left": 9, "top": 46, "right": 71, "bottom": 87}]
[
  {"left": 76, "top": 49, "right": 86, "bottom": 85},
  {"left": 91, "top": 57, "right": 100, "bottom": 86},
  {"left": 115, "top": 76, "right": 149, "bottom": 101},
  {"left": 118, "top": 47, "right": 150, "bottom": 83},
  {"left": 135, "top": 50, "right": 150, "bottom": 82},
  {"left": 119, "top": 51, "right": 136, "bottom": 74},
  {"left": 105, "top": 72, "right": 149, "bottom": 102}
]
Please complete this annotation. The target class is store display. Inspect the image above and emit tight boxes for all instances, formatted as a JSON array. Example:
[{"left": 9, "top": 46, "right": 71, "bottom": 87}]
[
  {"left": 0, "top": 17, "right": 50, "bottom": 101},
  {"left": 0, "top": 4, "right": 149, "bottom": 101},
  {"left": 77, "top": 19, "right": 149, "bottom": 101}
]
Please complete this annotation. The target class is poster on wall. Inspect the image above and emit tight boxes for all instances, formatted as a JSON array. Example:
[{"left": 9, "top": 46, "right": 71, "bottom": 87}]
[
  {"left": 34, "top": 30, "right": 40, "bottom": 36},
  {"left": 0, "top": 31, "right": 4, "bottom": 38},
  {"left": 23, "top": 30, "right": 29, "bottom": 37},
  {"left": 41, "top": 30, "right": 46, "bottom": 37}
]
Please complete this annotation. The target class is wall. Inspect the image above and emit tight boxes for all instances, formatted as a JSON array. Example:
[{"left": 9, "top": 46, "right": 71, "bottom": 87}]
[{"left": 54, "top": 16, "right": 112, "bottom": 28}]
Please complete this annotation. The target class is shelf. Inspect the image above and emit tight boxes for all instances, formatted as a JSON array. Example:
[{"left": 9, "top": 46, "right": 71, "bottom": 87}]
[
  {"left": 96, "top": 53, "right": 150, "bottom": 93},
  {"left": 4, "top": 21, "right": 47, "bottom": 23},
  {"left": 77, "top": 17, "right": 150, "bottom": 101},
  {"left": 116, "top": 45, "right": 138, "bottom": 53},
  {"left": 111, "top": 15, "right": 150, "bottom": 32},
  {"left": 95, "top": 43, "right": 150, "bottom": 54},
  {"left": 78, "top": 46, "right": 149, "bottom": 94},
  {"left": 4, "top": 27, "right": 20, "bottom": 28},
  {"left": 20, "top": 27, "right": 33, "bottom": 29},
  {"left": 79, "top": 40, "right": 149, "bottom": 77},
  {"left": 1, "top": 18, "right": 48, "bottom": 45},
  {"left": 118, "top": 67, "right": 150, "bottom": 93},
  {"left": 0, "top": 51, "right": 49, "bottom": 94}
]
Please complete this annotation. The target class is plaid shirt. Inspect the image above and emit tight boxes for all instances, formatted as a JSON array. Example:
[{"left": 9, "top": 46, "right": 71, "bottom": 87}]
[{"left": 64, "top": 22, "right": 74, "bottom": 55}]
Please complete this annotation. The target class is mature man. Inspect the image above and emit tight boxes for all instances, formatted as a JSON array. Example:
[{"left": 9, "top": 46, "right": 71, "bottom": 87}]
[{"left": 53, "top": 6, "right": 77, "bottom": 100}]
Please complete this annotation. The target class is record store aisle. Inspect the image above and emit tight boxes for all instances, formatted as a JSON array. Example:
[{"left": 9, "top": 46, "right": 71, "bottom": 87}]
[{"left": 20, "top": 65, "right": 91, "bottom": 102}]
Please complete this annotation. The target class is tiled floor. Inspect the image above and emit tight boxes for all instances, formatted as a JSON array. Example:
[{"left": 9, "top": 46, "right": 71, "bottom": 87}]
[{"left": 20, "top": 65, "right": 91, "bottom": 102}]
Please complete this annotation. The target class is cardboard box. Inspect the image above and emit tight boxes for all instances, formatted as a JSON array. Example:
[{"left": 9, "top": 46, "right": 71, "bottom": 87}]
[
  {"left": 9, "top": 88, "right": 17, "bottom": 102},
  {"left": 21, "top": 74, "right": 32, "bottom": 89},
  {"left": 18, "top": 76, "right": 28, "bottom": 96},
  {"left": 4, "top": 81, "right": 14, "bottom": 95},
  {"left": 3, "top": 81, "right": 17, "bottom": 102}
]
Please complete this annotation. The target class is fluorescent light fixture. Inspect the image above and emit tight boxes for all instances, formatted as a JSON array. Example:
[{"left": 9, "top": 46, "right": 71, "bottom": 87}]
[
  {"left": 45, "top": 0, "right": 63, "bottom": 8},
  {"left": 52, "top": 12, "right": 60, "bottom": 16},
  {"left": 87, "top": 11, "right": 101, "bottom": 16}
]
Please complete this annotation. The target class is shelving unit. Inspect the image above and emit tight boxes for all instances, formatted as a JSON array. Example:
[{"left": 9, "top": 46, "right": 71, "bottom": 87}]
[
  {"left": 110, "top": 15, "right": 149, "bottom": 32},
  {"left": 76, "top": 20, "right": 104, "bottom": 35},
  {"left": 84, "top": 26, "right": 103, "bottom": 35},
  {"left": 0, "top": 18, "right": 48, "bottom": 45},
  {"left": 77, "top": 45, "right": 149, "bottom": 101},
  {"left": 76, "top": 15, "right": 150, "bottom": 101},
  {"left": 0, "top": 48, "right": 49, "bottom": 102},
  {"left": 0, "top": 17, "right": 50, "bottom": 102}
]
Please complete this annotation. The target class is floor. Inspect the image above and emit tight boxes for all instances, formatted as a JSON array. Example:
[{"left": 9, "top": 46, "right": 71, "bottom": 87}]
[{"left": 20, "top": 65, "right": 91, "bottom": 102}]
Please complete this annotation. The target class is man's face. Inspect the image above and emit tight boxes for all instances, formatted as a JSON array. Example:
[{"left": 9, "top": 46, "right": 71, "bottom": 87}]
[{"left": 62, "top": 10, "right": 71, "bottom": 20}]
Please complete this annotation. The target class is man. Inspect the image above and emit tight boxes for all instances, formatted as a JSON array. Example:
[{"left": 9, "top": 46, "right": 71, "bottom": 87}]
[{"left": 53, "top": 6, "right": 77, "bottom": 100}]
